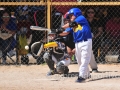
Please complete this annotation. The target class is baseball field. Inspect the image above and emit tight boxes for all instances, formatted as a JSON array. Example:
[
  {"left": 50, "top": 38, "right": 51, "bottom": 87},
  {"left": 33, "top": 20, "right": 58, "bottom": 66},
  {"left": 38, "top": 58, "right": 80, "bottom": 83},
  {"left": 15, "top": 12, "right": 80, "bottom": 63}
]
[{"left": 0, "top": 61, "right": 120, "bottom": 90}]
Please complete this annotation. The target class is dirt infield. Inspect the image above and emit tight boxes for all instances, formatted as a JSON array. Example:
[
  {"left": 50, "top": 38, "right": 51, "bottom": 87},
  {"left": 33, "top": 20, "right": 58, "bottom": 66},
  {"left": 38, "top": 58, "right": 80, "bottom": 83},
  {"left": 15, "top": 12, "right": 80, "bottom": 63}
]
[{"left": 0, "top": 64, "right": 120, "bottom": 90}]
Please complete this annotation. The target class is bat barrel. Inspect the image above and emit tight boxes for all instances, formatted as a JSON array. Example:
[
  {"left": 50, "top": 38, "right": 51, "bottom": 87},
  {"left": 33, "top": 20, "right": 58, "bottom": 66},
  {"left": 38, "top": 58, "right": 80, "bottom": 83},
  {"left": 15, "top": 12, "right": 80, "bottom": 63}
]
[{"left": 30, "top": 26, "right": 51, "bottom": 31}]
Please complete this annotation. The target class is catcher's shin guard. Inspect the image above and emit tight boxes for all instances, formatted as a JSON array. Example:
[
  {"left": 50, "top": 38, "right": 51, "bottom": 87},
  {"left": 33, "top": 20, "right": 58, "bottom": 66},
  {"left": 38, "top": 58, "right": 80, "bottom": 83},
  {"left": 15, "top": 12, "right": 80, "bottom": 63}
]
[
  {"left": 43, "top": 52, "right": 55, "bottom": 71},
  {"left": 46, "top": 58, "right": 55, "bottom": 71},
  {"left": 45, "top": 58, "right": 56, "bottom": 76}
]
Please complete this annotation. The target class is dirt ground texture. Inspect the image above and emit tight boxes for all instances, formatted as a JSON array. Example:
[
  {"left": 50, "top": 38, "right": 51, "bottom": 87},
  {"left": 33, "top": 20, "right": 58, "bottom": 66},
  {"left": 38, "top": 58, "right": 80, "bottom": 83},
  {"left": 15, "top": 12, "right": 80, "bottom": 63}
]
[{"left": 1, "top": 62, "right": 120, "bottom": 90}]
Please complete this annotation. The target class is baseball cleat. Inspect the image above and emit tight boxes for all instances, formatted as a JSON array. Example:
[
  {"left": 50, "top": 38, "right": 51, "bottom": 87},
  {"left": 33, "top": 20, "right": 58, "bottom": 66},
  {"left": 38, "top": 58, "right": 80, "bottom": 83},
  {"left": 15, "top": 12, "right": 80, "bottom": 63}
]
[
  {"left": 46, "top": 68, "right": 57, "bottom": 76},
  {"left": 47, "top": 70, "right": 54, "bottom": 76},
  {"left": 75, "top": 77, "right": 86, "bottom": 83}
]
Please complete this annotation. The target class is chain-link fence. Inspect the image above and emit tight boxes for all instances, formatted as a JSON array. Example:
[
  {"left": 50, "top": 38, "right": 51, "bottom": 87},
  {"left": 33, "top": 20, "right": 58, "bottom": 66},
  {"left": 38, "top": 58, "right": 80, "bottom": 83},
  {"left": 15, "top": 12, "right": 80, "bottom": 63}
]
[
  {"left": 51, "top": 1, "right": 120, "bottom": 64},
  {"left": 0, "top": 1, "right": 47, "bottom": 65},
  {"left": 0, "top": 0, "right": 120, "bottom": 65}
]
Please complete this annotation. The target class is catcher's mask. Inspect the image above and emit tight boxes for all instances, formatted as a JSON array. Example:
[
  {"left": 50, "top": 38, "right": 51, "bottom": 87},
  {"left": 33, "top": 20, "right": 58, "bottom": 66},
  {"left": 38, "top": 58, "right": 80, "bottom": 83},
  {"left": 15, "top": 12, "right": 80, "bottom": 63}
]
[
  {"left": 31, "top": 41, "right": 44, "bottom": 59},
  {"left": 48, "top": 30, "right": 56, "bottom": 41}
]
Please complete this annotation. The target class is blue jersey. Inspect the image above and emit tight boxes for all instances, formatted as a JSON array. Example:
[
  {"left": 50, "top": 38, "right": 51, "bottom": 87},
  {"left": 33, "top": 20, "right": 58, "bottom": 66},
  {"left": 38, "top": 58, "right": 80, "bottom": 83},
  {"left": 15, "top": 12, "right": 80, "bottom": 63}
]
[
  {"left": 67, "top": 15, "right": 92, "bottom": 43},
  {"left": 65, "top": 27, "right": 73, "bottom": 33}
]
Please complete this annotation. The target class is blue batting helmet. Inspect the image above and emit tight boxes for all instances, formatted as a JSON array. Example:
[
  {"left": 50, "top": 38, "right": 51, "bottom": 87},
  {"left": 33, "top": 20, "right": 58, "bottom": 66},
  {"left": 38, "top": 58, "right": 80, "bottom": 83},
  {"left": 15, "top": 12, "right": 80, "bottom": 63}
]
[{"left": 68, "top": 8, "right": 82, "bottom": 18}]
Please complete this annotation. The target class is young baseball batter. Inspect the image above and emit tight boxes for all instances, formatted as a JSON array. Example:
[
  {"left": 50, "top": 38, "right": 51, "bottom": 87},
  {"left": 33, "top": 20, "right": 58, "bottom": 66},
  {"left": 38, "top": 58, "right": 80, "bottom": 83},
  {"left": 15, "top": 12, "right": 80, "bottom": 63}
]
[
  {"left": 63, "top": 16, "right": 98, "bottom": 73},
  {"left": 60, "top": 8, "right": 92, "bottom": 82}
]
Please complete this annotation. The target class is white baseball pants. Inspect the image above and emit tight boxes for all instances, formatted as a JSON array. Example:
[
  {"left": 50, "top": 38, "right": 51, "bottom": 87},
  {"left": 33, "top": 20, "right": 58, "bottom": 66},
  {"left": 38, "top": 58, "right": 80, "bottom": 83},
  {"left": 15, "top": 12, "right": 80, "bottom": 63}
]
[{"left": 75, "top": 39, "right": 92, "bottom": 79}]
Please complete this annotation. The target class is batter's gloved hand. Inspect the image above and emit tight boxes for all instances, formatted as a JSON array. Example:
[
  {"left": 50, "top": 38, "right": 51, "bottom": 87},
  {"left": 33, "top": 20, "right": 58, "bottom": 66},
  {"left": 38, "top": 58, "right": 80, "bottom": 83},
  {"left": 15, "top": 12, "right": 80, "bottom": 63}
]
[
  {"left": 69, "top": 21, "right": 78, "bottom": 27},
  {"left": 56, "top": 28, "right": 64, "bottom": 34}
]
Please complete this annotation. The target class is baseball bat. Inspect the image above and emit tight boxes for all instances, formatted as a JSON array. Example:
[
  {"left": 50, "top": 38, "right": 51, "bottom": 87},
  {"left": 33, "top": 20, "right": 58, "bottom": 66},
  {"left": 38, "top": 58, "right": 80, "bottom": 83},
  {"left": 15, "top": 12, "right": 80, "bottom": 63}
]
[{"left": 30, "top": 26, "right": 51, "bottom": 31}]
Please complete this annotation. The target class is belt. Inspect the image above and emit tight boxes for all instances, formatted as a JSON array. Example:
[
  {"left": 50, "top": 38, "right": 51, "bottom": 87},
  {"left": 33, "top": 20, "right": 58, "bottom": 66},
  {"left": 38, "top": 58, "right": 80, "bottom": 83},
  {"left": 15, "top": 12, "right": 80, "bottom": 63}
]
[{"left": 75, "top": 39, "right": 88, "bottom": 43}]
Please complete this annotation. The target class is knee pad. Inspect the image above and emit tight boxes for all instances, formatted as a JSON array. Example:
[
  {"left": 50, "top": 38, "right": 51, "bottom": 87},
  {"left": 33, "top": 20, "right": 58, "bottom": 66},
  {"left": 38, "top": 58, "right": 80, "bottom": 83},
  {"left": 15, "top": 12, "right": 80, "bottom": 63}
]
[{"left": 56, "top": 62, "right": 69, "bottom": 74}]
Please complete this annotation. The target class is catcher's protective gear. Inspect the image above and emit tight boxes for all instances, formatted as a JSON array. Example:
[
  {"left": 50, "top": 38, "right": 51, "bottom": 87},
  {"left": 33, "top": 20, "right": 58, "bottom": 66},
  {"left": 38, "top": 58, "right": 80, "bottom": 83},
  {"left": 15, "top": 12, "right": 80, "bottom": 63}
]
[
  {"left": 48, "top": 30, "right": 57, "bottom": 41},
  {"left": 44, "top": 42, "right": 58, "bottom": 48},
  {"left": 56, "top": 62, "right": 69, "bottom": 74},
  {"left": 43, "top": 52, "right": 55, "bottom": 70},
  {"left": 68, "top": 8, "right": 82, "bottom": 18}
]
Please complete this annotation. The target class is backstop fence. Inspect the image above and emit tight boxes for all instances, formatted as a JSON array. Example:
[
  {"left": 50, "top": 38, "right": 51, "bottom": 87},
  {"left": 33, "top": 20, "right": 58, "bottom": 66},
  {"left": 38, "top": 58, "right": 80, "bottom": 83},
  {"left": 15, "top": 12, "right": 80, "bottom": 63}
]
[{"left": 0, "top": 0, "right": 120, "bottom": 65}]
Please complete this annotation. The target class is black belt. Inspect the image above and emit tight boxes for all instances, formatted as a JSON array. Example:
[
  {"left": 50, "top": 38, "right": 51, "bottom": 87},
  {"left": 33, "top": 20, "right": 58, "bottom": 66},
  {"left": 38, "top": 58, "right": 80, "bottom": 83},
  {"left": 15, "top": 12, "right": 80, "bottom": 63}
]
[{"left": 75, "top": 39, "right": 88, "bottom": 43}]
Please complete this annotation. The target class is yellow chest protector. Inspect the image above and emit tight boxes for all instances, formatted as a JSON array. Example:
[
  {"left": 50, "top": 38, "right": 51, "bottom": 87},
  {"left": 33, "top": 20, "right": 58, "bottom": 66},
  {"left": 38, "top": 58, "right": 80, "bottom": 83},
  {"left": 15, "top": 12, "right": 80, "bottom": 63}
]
[{"left": 44, "top": 42, "right": 58, "bottom": 48}]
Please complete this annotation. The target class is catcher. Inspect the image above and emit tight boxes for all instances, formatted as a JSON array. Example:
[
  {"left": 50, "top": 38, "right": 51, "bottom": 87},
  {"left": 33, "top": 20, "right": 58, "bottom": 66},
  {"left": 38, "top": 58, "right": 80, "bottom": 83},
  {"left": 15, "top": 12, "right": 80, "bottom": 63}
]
[{"left": 43, "top": 30, "right": 71, "bottom": 76}]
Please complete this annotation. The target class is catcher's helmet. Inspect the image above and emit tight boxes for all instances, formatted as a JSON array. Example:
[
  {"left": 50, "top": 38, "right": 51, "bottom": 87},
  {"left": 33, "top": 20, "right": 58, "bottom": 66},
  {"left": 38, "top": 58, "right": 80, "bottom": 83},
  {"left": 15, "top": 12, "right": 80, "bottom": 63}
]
[
  {"left": 68, "top": 8, "right": 82, "bottom": 18},
  {"left": 48, "top": 30, "right": 57, "bottom": 41}
]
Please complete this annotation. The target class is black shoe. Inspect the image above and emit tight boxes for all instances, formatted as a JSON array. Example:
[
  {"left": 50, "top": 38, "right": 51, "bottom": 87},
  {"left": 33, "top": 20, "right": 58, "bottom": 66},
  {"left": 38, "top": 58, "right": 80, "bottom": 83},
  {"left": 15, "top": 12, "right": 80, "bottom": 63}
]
[
  {"left": 75, "top": 77, "right": 85, "bottom": 83},
  {"left": 92, "top": 69, "right": 98, "bottom": 73}
]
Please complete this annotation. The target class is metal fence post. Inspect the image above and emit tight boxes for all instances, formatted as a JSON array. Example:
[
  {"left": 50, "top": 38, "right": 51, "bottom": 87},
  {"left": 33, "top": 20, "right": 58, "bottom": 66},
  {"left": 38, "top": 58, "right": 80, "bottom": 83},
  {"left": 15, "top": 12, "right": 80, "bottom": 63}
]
[{"left": 47, "top": 0, "right": 51, "bottom": 29}]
